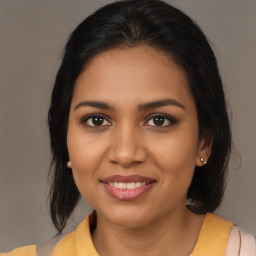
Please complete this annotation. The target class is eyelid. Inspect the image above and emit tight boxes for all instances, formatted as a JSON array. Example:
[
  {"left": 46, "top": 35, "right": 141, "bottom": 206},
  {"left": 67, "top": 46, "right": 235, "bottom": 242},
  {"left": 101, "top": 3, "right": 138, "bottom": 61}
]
[
  {"left": 79, "top": 113, "right": 177, "bottom": 128},
  {"left": 80, "top": 113, "right": 112, "bottom": 126},
  {"left": 144, "top": 113, "right": 177, "bottom": 127}
]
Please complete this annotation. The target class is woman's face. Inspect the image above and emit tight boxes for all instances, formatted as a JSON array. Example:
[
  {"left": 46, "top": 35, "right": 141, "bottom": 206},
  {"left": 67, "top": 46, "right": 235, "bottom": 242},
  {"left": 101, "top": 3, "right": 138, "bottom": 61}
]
[{"left": 67, "top": 46, "right": 209, "bottom": 228}]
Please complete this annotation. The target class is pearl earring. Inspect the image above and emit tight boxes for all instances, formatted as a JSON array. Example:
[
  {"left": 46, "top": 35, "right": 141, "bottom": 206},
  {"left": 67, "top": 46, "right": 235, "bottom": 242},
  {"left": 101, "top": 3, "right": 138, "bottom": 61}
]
[
  {"left": 67, "top": 161, "right": 72, "bottom": 168},
  {"left": 200, "top": 157, "right": 207, "bottom": 165}
]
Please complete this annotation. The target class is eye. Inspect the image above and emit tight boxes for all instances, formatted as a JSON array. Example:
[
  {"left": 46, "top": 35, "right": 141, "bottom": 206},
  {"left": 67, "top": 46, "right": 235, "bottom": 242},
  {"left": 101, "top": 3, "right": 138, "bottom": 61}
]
[
  {"left": 82, "top": 114, "right": 111, "bottom": 127},
  {"left": 145, "top": 114, "right": 177, "bottom": 127}
]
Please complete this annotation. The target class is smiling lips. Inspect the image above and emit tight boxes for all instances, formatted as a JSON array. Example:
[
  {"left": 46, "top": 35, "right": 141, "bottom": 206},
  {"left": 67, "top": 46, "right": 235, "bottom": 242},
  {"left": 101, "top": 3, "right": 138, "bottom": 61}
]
[{"left": 101, "top": 175, "right": 156, "bottom": 201}]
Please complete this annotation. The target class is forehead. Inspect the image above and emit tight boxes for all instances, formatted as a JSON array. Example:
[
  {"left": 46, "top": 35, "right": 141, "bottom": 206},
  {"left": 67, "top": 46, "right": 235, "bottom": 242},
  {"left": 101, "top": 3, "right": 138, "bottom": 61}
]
[{"left": 72, "top": 46, "right": 194, "bottom": 109}]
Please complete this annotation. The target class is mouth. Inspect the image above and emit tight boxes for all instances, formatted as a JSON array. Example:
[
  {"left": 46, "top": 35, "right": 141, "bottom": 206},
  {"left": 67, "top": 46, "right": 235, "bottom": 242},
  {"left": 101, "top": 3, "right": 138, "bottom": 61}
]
[
  {"left": 108, "top": 181, "right": 149, "bottom": 189},
  {"left": 100, "top": 175, "right": 156, "bottom": 201}
]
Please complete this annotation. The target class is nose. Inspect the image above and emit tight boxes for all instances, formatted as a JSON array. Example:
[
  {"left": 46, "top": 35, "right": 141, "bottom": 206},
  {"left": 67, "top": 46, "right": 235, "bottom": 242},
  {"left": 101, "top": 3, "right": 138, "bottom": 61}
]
[{"left": 107, "top": 125, "right": 147, "bottom": 168}]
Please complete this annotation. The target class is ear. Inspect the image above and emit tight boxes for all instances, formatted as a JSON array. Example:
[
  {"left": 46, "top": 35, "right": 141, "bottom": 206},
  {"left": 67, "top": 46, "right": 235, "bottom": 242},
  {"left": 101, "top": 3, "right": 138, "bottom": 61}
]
[{"left": 196, "top": 129, "right": 213, "bottom": 167}]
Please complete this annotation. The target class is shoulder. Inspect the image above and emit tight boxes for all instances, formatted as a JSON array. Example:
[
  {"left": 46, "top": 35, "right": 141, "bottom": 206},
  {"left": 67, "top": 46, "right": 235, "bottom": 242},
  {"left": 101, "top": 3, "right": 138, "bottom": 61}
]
[
  {"left": 191, "top": 213, "right": 255, "bottom": 255},
  {"left": 203, "top": 214, "right": 256, "bottom": 255},
  {"left": 226, "top": 226, "right": 256, "bottom": 256},
  {"left": 51, "top": 231, "right": 75, "bottom": 256},
  {"left": 0, "top": 214, "right": 95, "bottom": 256},
  {"left": 0, "top": 245, "right": 36, "bottom": 256},
  {"left": 51, "top": 213, "right": 98, "bottom": 256}
]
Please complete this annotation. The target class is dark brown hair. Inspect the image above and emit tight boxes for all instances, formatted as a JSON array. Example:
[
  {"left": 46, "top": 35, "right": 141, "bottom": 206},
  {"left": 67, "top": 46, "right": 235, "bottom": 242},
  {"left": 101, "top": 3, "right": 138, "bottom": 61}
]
[{"left": 48, "top": 0, "right": 231, "bottom": 233}]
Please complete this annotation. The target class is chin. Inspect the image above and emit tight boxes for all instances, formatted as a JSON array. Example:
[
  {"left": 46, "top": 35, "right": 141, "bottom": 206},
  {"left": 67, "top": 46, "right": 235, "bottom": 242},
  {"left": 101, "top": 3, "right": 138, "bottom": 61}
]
[
  {"left": 113, "top": 215, "right": 152, "bottom": 229},
  {"left": 97, "top": 205, "right": 159, "bottom": 229}
]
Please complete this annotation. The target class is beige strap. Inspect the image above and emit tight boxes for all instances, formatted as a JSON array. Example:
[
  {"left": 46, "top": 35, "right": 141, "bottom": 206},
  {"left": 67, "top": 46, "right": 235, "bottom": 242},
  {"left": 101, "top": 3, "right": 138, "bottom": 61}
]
[
  {"left": 226, "top": 226, "right": 256, "bottom": 256},
  {"left": 240, "top": 229, "right": 256, "bottom": 256}
]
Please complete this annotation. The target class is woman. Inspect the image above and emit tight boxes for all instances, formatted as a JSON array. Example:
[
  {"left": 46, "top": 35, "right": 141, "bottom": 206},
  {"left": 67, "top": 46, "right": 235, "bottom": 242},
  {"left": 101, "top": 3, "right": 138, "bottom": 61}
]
[{"left": 2, "top": 0, "right": 255, "bottom": 255}]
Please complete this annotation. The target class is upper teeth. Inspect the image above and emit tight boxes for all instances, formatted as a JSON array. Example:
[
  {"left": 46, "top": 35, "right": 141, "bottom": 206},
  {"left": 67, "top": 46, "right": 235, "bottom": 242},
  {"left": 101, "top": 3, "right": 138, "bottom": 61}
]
[{"left": 109, "top": 182, "right": 146, "bottom": 189}]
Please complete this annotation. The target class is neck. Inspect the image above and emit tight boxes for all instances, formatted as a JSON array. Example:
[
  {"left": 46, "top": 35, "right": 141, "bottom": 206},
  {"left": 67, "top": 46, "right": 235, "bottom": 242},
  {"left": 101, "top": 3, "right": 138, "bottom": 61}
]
[{"left": 92, "top": 207, "right": 205, "bottom": 256}]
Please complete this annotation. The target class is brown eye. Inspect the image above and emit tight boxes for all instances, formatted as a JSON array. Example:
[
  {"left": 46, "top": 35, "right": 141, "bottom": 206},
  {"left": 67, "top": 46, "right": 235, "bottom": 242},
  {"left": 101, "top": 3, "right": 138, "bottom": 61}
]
[
  {"left": 145, "top": 114, "right": 177, "bottom": 127},
  {"left": 152, "top": 116, "right": 165, "bottom": 126},
  {"left": 83, "top": 114, "right": 111, "bottom": 127},
  {"left": 91, "top": 116, "right": 104, "bottom": 126}
]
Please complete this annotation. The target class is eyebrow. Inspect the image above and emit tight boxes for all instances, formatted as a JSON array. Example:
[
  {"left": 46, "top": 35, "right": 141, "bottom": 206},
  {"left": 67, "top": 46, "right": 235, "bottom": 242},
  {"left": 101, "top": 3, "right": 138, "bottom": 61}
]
[
  {"left": 74, "top": 101, "right": 115, "bottom": 111},
  {"left": 74, "top": 99, "right": 185, "bottom": 111},
  {"left": 138, "top": 99, "right": 185, "bottom": 111}
]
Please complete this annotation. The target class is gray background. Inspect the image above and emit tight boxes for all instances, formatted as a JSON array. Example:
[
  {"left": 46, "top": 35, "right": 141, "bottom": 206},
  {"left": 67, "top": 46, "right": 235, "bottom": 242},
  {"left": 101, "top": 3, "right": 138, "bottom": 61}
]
[{"left": 0, "top": 0, "right": 255, "bottom": 252}]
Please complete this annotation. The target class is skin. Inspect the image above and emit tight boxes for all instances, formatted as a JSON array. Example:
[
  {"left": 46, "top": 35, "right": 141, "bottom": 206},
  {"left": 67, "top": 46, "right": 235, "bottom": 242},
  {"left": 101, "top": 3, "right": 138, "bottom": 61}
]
[{"left": 67, "top": 45, "right": 212, "bottom": 256}]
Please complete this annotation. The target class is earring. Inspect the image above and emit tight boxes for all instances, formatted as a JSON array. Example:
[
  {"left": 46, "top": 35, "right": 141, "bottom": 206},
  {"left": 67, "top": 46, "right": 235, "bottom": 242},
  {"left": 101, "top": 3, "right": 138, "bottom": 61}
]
[
  {"left": 67, "top": 160, "right": 72, "bottom": 168},
  {"left": 200, "top": 157, "right": 207, "bottom": 165}
]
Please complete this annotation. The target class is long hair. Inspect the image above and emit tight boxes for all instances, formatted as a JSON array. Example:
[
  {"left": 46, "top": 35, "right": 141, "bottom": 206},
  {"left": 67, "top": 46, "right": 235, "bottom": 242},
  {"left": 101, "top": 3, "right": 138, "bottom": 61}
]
[{"left": 48, "top": 0, "right": 231, "bottom": 233}]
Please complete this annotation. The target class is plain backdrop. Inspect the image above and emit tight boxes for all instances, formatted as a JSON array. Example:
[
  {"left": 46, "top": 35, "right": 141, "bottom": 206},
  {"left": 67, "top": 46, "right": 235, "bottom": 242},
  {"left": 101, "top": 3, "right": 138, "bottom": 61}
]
[{"left": 0, "top": 0, "right": 255, "bottom": 252}]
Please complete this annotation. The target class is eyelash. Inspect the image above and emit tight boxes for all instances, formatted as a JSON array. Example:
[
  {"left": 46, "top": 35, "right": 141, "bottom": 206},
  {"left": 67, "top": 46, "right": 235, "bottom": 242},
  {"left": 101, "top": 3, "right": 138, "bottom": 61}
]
[
  {"left": 145, "top": 113, "right": 177, "bottom": 127},
  {"left": 80, "top": 113, "right": 177, "bottom": 128},
  {"left": 80, "top": 114, "right": 111, "bottom": 127}
]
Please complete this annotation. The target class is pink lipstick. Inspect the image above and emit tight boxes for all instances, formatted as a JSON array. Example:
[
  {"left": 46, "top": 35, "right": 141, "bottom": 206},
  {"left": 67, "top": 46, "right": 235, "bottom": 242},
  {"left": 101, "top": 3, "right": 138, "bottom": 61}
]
[{"left": 101, "top": 175, "right": 156, "bottom": 201}]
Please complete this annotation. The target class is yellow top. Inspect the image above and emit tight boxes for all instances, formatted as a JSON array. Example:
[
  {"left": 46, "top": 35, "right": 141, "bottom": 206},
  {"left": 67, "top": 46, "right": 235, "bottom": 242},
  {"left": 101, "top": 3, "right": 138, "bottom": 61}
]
[
  {"left": 1, "top": 213, "right": 234, "bottom": 256},
  {"left": 0, "top": 245, "right": 36, "bottom": 256},
  {"left": 190, "top": 213, "right": 233, "bottom": 256}
]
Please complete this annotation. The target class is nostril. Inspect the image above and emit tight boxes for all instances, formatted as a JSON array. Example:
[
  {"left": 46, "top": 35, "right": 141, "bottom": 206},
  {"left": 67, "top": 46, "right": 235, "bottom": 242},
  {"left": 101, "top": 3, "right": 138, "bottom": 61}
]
[
  {"left": 109, "top": 159, "right": 142, "bottom": 168},
  {"left": 107, "top": 142, "right": 147, "bottom": 167},
  {"left": 108, "top": 148, "right": 146, "bottom": 166}
]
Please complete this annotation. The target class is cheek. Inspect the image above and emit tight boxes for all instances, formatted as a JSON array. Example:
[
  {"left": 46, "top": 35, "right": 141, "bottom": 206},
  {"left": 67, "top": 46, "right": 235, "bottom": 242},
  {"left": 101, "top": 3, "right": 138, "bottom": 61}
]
[
  {"left": 153, "top": 145, "right": 197, "bottom": 211},
  {"left": 152, "top": 127, "right": 199, "bottom": 188},
  {"left": 154, "top": 129, "right": 199, "bottom": 167},
  {"left": 67, "top": 127, "right": 107, "bottom": 171},
  {"left": 69, "top": 149, "right": 101, "bottom": 208},
  {"left": 67, "top": 129, "right": 107, "bottom": 198}
]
